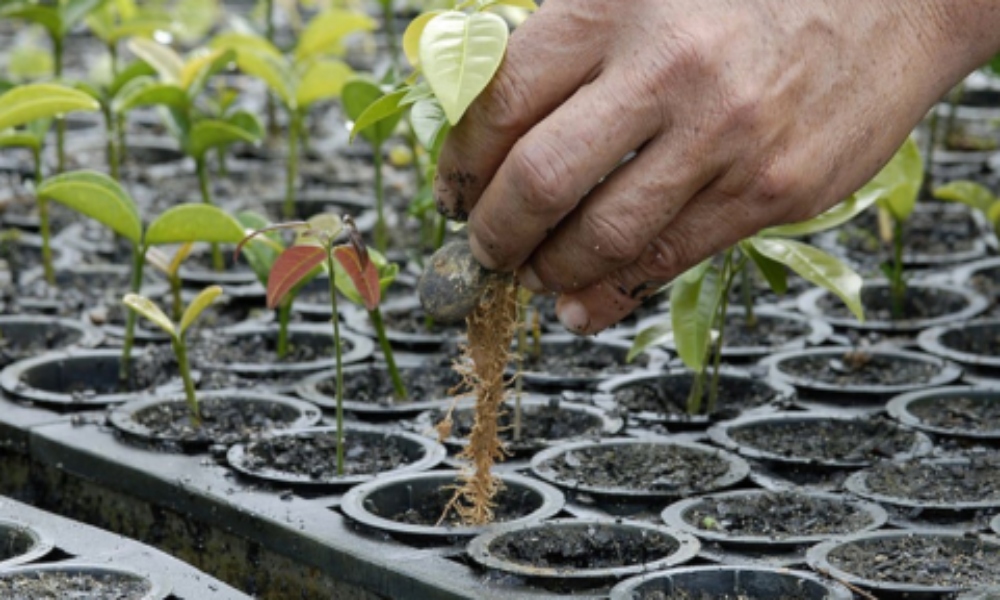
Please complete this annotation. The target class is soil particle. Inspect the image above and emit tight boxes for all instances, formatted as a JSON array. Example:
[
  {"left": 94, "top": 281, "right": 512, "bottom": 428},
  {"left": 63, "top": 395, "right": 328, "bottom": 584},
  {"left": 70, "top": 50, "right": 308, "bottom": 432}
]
[
  {"left": 319, "top": 361, "right": 465, "bottom": 407},
  {"left": 0, "top": 528, "right": 31, "bottom": 561},
  {"left": 684, "top": 492, "right": 874, "bottom": 539},
  {"left": 0, "top": 324, "right": 80, "bottom": 368},
  {"left": 861, "top": 458, "right": 1000, "bottom": 504},
  {"left": 908, "top": 394, "right": 1000, "bottom": 433},
  {"left": 613, "top": 373, "right": 778, "bottom": 419},
  {"left": 239, "top": 430, "right": 416, "bottom": 479},
  {"left": 129, "top": 395, "right": 304, "bottom": 446},
  {"left": 0, "top": 570, "right": 151, "bottom": 600},
  {"left": 488, "top": 524, "right": 679, "bottom": 570},
  {"left": 191, "top": 328, "right": 351, "bottom": 367},
  {"left": 380, "top": 304, "right": 466, "bottom": 336},
  {"left": 777, "top": 350, "right": 942, "bottom": 387},
  {"left": 521, "top": 339, "right": 639, "bottom": 378},
  {"left": 817, "top": 284, "right": 970, "bottom": 323},
  {"left": 940, "top": 323, "right": 1000, "bottom": 357},
  {"left": 380, "top": 485, "right": 538, "bottom": 526},
  {"left": 713, "top": 311, "right": 811, "bottom": 349},
  {"left": 640, "top": 592, "right": 804, "bottom": 600}
]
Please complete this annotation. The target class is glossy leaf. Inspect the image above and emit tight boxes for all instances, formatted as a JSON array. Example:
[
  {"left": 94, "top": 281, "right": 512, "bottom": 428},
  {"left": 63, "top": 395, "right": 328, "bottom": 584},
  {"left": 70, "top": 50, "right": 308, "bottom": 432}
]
[
  {"left": 333, "top": 245, "right": 380, "bottom": 310},
  {"left": 420, "top": 11, "right": 508, "bottom": 124},
  {"left": 342, "top": 79, "right": 403, "bottom": 146},
  {"left": 109, "top": 60, "right": 156, "bottom": 96},
  {"left": 37, "top": 170, "right": 142, "bottom": 245},
  {"left": 862, "top": 136, "right": 922, "bottom": 222},
  {"left": 179, "top": 285, "right": 223, "bottom": 335},
  {"left": 741, "top": 240, "right": 787, "bottom": 295},
  {"left": 123, "top": 293, "right": 175, "bottom": 337},
  {"left": 186, "top": 116, "right": 261, "bottom": 159},
  {"left": 933, "top": 180, "right": 996, "bottom": 214},
  {"left": 749, "top": 237, "right": 864, "bottom": 321},
  {"left": 62, "top": 0, "right": 109, "bottom": 32},
  {"left": 0, "top": 83, "right": 100, "bottom": 131},
  {"left": 111, "top": 77, "right": 188, "bottom": 114},
  {"left": 267, "top": 245, "right": 328, "bottom": 309},
  {"left": 627, "top": 320, "right": 672, "bottom": 363},
  {"left": 128, "top": 37, "right": 184, "bottom": 84},
  {"left": 146, "top": 203, "right": 247, "bottom": 245},
  {"left": 761, "top": 188, "right": 882, "bottom": 238},
  {"left": 669, "top": 260, "right": 718, "bottom": 372},
  {"left": 0, "top": 130, "right": 42, "bottom": 152},
  {"left": 410, "top": 97, "right": 447, "bottom": 149},
  {"left": 348, "top": 87, "right": 407, "bottom": 142},
  {"left": 179, "top": 47, "right": 235, "bottom": 98},
  {"left": 402, "top": 10, "right": 442, "bottom": 68},
  {"left": 296, "top": 59, "right": 354, "bottom": 109},
  {"left": 294, "top": 9, "right": 376, "bottom": 63},
  {"left": 482, "top": 0, "right": 538, "bottom": 11},
  {"left": 216, "top": 38, "right": 295, "bottom": 108}
]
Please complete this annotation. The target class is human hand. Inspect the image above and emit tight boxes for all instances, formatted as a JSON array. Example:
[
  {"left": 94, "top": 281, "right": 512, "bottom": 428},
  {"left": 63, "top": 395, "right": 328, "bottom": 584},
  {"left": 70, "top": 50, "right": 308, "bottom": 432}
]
[{"left": 433, "top": 0, "right": 1000, "bottom": 334}]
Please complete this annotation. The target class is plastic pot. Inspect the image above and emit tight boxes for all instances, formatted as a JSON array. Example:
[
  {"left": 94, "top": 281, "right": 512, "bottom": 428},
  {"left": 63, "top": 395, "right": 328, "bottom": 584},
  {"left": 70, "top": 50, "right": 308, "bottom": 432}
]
[
  {"left": 249, "top": 190, "right": 377, "bottom": 233},
  {"left": 0, "top": 563, "right": 169, "bottom": 599},
  {"left": 339, "top": 470, "right": 564, "bottom": 545},
  {"left": 887, "top": 386, "right": 1000, "bottom": 442},
  {"left": 226, "top": 424, "right": 446, "bottom": 490},
  {"left": 177, "top": 245, "right": 263, "bottom": 296},
  {"left": 292, "top": 273, "right": 417, "bottom": 321},
  {"left": 918, "top": 320, "right": 1000, "bottom": 380},
  {"left": 609, "top": 565, "right": 853, "bottom": 600},
  {"left": 17, "top": 263, "right": 164, "bottom": 316},
  {"left": 343, "top": 297, "right": 465, "bottom": 351},
  {"left": 0, "top": 519, "right": 53, "bottom": 569},
  {"left": 844, "top": 458, "right": 1000, "bottom": 517},
  {"left": 0, "top": 315, "right": 103, "bottom": 369},
  {"left": 512, "top": 334, "right": 669, "bottom": 391}
]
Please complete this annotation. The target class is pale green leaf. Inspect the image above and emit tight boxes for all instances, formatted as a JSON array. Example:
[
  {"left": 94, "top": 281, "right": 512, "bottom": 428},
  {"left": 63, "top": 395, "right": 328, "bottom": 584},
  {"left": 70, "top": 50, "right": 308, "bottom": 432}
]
[
  {"left": 410, "top": 96, "right": 447, "bottom": 149},
  {"left": 740, "top": 240, "right": 787, "bottom": 295},
  {"left": 61, "top": 0, "right": 109, "bottom": 33},
  {"left": 933, "top": 180, "right": 997, "bottom": 214},
  {"left": 109, "top": 60, "right": 156, "bottom": 96},
  {"left": 861, "top": 136, "right": 923, "bottom": 222},
  {"left": 128, "top": 37, "right": 184, "bottom": 84},
  {"left": 166, "top": 242, "right": 195, "bottom": 276},
  {"left": 37, "top": 170, "right": 142, "bottom": 245},
  {"left": 627, "top": 320, "right": 672, "bottom": 363},
  {"left": 0, "top": 129, "right": 43, "bottom": 151},
  {"left": 186, "top": 117, "right": 261, "bottom": 159},
  {"left": 341, "top": 79, "right": 403, "bottom": 146},
  {"left": 230, "top": 46, "right": 295, "bottom": 108},
  {"left": 296, "top": 59, "right": 354, "bottom": 109},
  {"left": 402, "top": 10, "right": 442, "bottom": 69},
  {"left": 146, "top": 203, "right": 247, "bottom": 245},
  {"left": 420, "top": 11, "right": 508, "bottom": 125},
  {"left": 179, "top": 47, "right": 235, "bottom": 98},
  {"left": 348, "top": 87, "right": 407, "bottom": 142},
  {"left": 0, "top": 3, "right": 61, "bottom": 38},
  {"left": 749, "top": 237, "right": 864, "bottom": 321},
  {"left": 400, "top": 81, "right": 434, "bottom": 106},
  {"left": 123, "top": 293, "right": 176, "bottom": 336},
  {"left": 669, "top": 260, "right": 718, "bottom": 372},
  {"left": 7, "top": 44, "right": 54, "bottom": 82},
  {"left": 294, "top": 9, "right": 376, "bottom": 63},
  {"left": 0, "top": 83, "right": 99, "bottom": 131},
  {"left": 761, "top": 188, "right": 882, "bottom": 238},
  {"left": 179, "top": 285, "right": 223, "bottom": 335},
  {"left": 111, "top": 77, "right": 187, "bottom": 114},
  {"left": 481, "top": 0, "right": 537, "bottom": 11}
]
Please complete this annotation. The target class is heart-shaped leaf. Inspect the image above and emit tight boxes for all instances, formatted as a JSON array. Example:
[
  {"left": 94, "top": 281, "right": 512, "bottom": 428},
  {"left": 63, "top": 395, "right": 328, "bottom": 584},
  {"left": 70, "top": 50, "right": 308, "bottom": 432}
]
[
  {"left": 146, "top": 203, "right": 248, "bottom": 245},
  {"left": 179, "top": 285, "right": 223, "bottom": 335},
  {"left": 123, "top": 293, "right": 175, "bottom": 337},
  {"left": 348, "top": 87, "right": 407, "bottom": 142},
  {"left": 267, "top": 245, "right": 328, "bottom": 309},
  {"left": 111, "top": 76, "right": 188, "bottom": 114},
  {"left": 37, "top": 170, "right": 142, "bottom": 245},
  {"left": 0, "top": 83, "right": 100, "bottom": 131},
  {"left": 186, "top": 116, "right": 261, "bottom": 160},
  {"left": 333, "top": 244, "right": 380, "bottom": 310},
  {"left": 419, "top": 11, "right": 508, "bottom": 125}
]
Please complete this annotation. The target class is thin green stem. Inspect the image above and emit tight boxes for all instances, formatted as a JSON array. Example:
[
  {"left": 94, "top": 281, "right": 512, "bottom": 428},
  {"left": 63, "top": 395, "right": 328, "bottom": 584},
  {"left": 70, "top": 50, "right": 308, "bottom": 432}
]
[
  {"left": 170, "top": 277, "right": 183, "bottom": 322},
  {"left": 54, "top": 37, "right": 66, "bottom": 174},
  {"left": 172, "top": 336, "right": 201, "bottom": 427},
  {"left": 119, "top": 245, "right": 146, "bottom": 382},
  {"left": 103, "top": 105, "right": 120, "bottom": 181},
  {"left": 368, "top": 308, "right": 407, "bottom": 400},
  {"left": 33, "top": 148, "right": 55, "bottom": 286},
  {"left": 283, "top": 111, "right": 301, "bottom": 219},
  {"left": 116, "top": 113, "right": 126, "bottom": 175},
  {"left": 264, "top": 0, "right": 278, "bottom": 138},
  {"left": 373, "top": 146, "right": 388, "bottom": 253},
  {"left": 707, "top": 253, "right": 745, "bottom": 414},
  {"left": 382, "top": 0, "right": 400, "bottom": 75},
  {"left": 326, "top": 251, "right": 345, "bottom": 476},
  {"left": 277, "top": 299, "right": 292, "bottom": 359},
  {"left": 740, "top": 265, "right": 755, "bottom": 327},
  {"left": 196, "top": 157, "right": 225, "bottom": 271}
]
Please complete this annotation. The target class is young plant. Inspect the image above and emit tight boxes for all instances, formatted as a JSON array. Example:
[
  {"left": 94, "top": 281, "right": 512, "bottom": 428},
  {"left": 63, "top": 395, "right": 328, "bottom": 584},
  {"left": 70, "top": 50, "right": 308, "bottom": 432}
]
[
  {"left": 0, "top": 0, "right": 109, "bottom": 172},
  {"left": 933, "top": 179, "right": 1000, "bottom": 236},
  {"left": 630, "top": 191, "right": 872, "bottom": 415},
  {"left": 145, "top": 243, "right": 195, "bottom": 320},
  {"left": 86, "top": 0, "right": 174, "bottom": 75},
  {"left": 210, "top": 10, "right": 371, "bottom": 218},
  {"left": 123, "top": 285, "right": 223, "bottom": 427},
  {"left": 0, "top": 83, "right": 100, "bottom": 283},
  {"left": 239, "top": 213, "right": 380, "bottom": 475}
]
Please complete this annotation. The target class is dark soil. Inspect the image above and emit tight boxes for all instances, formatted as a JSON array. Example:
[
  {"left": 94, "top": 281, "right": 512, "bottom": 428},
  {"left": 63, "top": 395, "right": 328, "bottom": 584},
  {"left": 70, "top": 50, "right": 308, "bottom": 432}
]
[
  {"left": 536, "top": 443, "right": 731, "bottom": 494},
  {"left": 128, "top": 395, "right": 304, "bottom": 446},
  {"left": 319, "top": 361, "right": 465, "bottom": 407},
  {"left": 940, "top": 323, "right": 1000, "bottom": 357},
  {"left": 777, "top": 350, "right": 942, "bottom": 387},
  {"left": 379, "top": 304, "right": 465, "bottom": 337},
  {"left": 15, "top": 267, "right": 137, "bottom": 316},
  {"left": 613, "top": 373, "right": 780, "bottom": 419},
  {"left": 826, "top": 534, "right": 1000, "bottom": 588},
  {"left": 0, "top": 323, "right": 81, "bottom": 368},
  {"left": 192, "top": 328, "right": 350, "bottom": 367},
  {"left": 861, "top": 458, "right": 1000, "bottom": 504},
  {"left": 719, "top": 313, "right": 808, "bottom": 349},
  {"left": 35, "top": 345, "right": 178, "bottom": 400},
  {"left": 521, "top": 339, "right": 639, "bottom": 377},
  {"left": 0, "top": 569, "right": 151, "bottom": 600},
  {"left": 488, "top": 524, "right": 679, "bottom": 570},
  {"left": 380, "top": 484, "right": 541, "bottom": 526},
  {"left": 684, "top": 492, "right": 875, "bottom": 539},
  {"left": 908, "top": 394, "right": 1000, "bottom": 433},
  {"left": 237, "top": 430, "right": 417, "bottom": 479},
  {"left": 817, "top": 285, "right": 970, "bottom": 323},
  {"left": 0, "top": 527, "right": 31, "bottom": 561},
  {"left": 640, "top": 591, "right": 806, "bottom": 600},
  {"left": 728, "top": 416, "right": 921, "bottom": 464}
]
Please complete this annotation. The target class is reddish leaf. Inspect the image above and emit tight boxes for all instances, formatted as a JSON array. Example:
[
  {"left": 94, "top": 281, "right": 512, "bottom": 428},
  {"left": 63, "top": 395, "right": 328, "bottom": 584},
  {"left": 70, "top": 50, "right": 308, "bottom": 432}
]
[
  {"left": 267, "top": 245, "right": 327, "bottom": 309},
  {"left": 333, "top": 244, "right": 380, "bottom": 311}
]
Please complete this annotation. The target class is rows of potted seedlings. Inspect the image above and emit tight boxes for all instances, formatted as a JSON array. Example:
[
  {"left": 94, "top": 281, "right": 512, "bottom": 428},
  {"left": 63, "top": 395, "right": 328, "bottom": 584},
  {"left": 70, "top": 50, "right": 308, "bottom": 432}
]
[{"left": 3, "top": 0, "right": 1000, "bottom": 598}]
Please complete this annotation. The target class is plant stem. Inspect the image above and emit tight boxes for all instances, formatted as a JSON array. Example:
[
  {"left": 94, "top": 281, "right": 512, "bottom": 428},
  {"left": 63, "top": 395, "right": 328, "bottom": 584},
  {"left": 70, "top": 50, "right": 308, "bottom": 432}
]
[
  {"left": 276, "top": 299, "right": 292, "bottom": 359},
  {"left": 707, "top": 253, "right": 743, "bottom": 414},
  {"left": 196, "top": 157, "right": 225, "bottom": 271},
  {"left": 172, "top": 336, "right": 201, "bottom": 427},
  {"left": 54, "top": 36, "right": 66, "bottom": 174},
  {"left": 283, "top": 111, "right": 301, "bottom": 219},
  {"left": 33, "top": 148, "right": 55, "bottom": 286},
  {"left": 740, "top": 264, "right": 756, "bottom": 327},
  {"left": 116, "top": 113, "right": 126, "bottom": 175},
  {"left": 170, "top": 277, "right": 183, "bottom": 321},
  {"left": 368, "top": 308, "right": 407, "bottom": 400},
  {"left": 103, "top": 104, "right": 120, "bottom": 181},
  {"left": 264, "top": 0, "right": 278, "bottom": 138},
  {"left": 326, "top": 251, "right": 345, "bottom": 476},
  {"left": 373, "top": 145, "right": 388, "bottom": 253},
  {"left": 119, "top": 246, "right": 145, "bottom": 382},
  {"left": 382, "top": 0, "right": 400, "bottom": 75}
]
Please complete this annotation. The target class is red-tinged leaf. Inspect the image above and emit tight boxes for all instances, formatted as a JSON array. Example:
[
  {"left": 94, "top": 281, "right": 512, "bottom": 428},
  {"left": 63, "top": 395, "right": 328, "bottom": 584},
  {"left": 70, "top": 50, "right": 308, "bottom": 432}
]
[
  {"left": 267, "top": 245, "right": 327, "bottom": 309},
  {"left": 333, "top": 244, "right": 380, "bottom": 311}
]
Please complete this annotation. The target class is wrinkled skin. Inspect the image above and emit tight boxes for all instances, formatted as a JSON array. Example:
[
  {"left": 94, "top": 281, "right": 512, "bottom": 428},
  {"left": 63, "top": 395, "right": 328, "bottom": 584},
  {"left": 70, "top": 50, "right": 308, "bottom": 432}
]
[{"left": 434, "top": 0, "right": 1000, "bottom": 334}]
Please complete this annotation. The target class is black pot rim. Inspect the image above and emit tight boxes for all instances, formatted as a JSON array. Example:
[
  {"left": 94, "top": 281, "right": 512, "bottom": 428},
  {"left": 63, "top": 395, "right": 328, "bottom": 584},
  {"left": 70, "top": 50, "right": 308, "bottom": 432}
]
[
  {"left": 225, "top": 423, "right": 447, "bottom": 488},
  {"left": 761, "top": 346, "right": 963, "bottom": 397},
  {"left": 294, "top": 363, "right": 454, "bottom": 415},
  {"left": 339, "top": 470, "right": 565, "bottom": 540},
  {"left": 529, "top": 438, "right": 749, "bottom": 500},
  {"left": 0, "top": 562, "right": 171, "bottom": 600},
  {"left": 514, "top": 333, "right": 670, "bottom": 390},
  {"left": 992, "top": 514, "right": 1000, "bottom": 536},
  {"left": 108, "top": 389, "right": 323, "bottom": 446},
  {"left": 608, "top": 565, "right": 854, "bottom": 600},
  {"left": 0, "top": 314, "right": 104, "bottom": 351},
  {"left": 887, "top": 385, "right": 1000, "bottom": 440},
  {"left": 0, "top": 518, "right": 54, "bottom": 569},
  {"left": 707, "top": 411, "right": 933, "bottom": 468},
  {"left": 660, "top": 489, "right": 888, "bottom": 548},
  {"left": 918, "top": 319, "right": 1000, "bottom": 374},
  {"left": 843, "top": 458, "right": 1000, "bottom": 512},
  {"left": 806, "top": 529, "right": 1000, "bottom": 596},
  {"left": 797, "top": 280, "right": 989, "bottom": 332},
  {"left": 466, "top": 517, "right": 701, "bottom": 580},
  {"left": 342, "top": 297, "right": 463, "bottom": 350},
  {"left": 200, "top": 324, "right": 374, "bottom": 375}
]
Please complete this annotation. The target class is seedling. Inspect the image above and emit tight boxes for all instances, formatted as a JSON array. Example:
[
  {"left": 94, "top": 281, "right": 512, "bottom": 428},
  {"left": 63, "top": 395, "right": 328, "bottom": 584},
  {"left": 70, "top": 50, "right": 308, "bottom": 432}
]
[
  {"left": 933, "top": 180, "right": 1000, "bottom": 236},
  {"left": 145, "top": 243, "right": 196, "bottom": 321},
  {"left": 123, "top": 285, "right": 223, "bottom": 427},
  {"left": 211, "top": 9, "right": 372, "bottom": 218},
  {"left": 239, "top": 213, "right": 381, "bottom": 475},
  {"left": 85, "top": 0, "right": 174, "bottom": 75}
]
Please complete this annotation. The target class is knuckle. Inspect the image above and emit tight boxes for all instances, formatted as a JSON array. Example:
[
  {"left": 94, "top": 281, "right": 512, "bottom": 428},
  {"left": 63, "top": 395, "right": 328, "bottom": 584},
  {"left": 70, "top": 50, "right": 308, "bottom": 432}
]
[
  {"left": 635, "top": 237, "right": 686, "bottom": 281},
  {"left": 510, "top": 138, "right": 575, "bottom": 214},
  {"left": 582, "top": 211, "right": 645, "bottom": 265},
  {"left": 481, "top": 65, "right": 535, "bottom": 135}
]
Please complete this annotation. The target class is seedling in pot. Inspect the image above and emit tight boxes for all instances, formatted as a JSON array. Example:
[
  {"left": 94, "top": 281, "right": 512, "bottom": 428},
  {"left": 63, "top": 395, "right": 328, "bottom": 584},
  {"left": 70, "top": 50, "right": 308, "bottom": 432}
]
[
  {"left": 933, "top": 179, "right": 1000, "bottom": 237},
  {"left": 123, "top": 285, "right": 223, "bottom": 427},
  {"left": 145, "top": 243, "right": 196, "bottom": 321},
  {"left": 238, "top": 213, "right": 382, "bottom": 475}
]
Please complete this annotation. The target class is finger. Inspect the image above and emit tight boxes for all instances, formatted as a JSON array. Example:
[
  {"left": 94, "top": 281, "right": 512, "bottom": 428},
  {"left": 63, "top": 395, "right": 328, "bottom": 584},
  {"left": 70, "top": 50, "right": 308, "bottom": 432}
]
[
  {"left": 434, "top": 1, "right": 607, "bottom": 220},
  {"left": 466, "top": 74, "right": 664, "bottom": 272},
  {"left": 517, "top": 131, "right": 723, "bottom": 294}
]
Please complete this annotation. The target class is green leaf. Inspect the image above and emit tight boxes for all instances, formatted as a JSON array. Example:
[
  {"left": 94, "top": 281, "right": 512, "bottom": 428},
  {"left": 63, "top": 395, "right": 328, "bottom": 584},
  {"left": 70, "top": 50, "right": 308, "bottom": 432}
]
[
  {"left": 341, "top": 79, "right": 403, "bottom": 146},
  {"left": 761, "top": 188, "right": 882, "bottom": 238},
  {"left": 0, "top": 83, "right": 100, "bottom": 131},
  {"left": 741, "top": 240, "right": 787, "bottom": 295},
  {"left": 212, "top": 34, "right": 295, "bottom": 108},
  {"left": 61, "top": 0, "right": 110, "bottom": 34},
  {"left": 400, "top": 81, "right": 434, "bottom": 106},
  {"left": 123, "top": 293, "right": 176, "bottom": 337},
  {"left": 749, "top": 237, "right": 864, "bottom": 322},
  {"left": 267, "top": 245, "right": 328, "bottom": 309},
  {"left": 410, "top": 97, "right": 447, "bottom": 149},
  {"left": 862, "top": 136, "right": 923, "bottom": 222},
  {"left": 109, "top": 60, "right": 156, "bottom": 97},
  {"left": 481, "top": 0, "right": 538, "bottom": 11},
  {"left": 146, "top": 203, "right": 247, "bottom": 245},
  {"left": 669, "top": 260, "right": 718, "bottom": 372},
  {"left": 179, "top": 47, "right": 235, "bottom": 99},
  {"left": 186, "top": 116, "right": 261, "bottom": 160},
  {"left": 933, "top": 180, "right": 997, "bottom": 214},
  {"left": 296, "top": 59, "right": 354, "bottom": 109},
  {"left": 111, "top": 77, "right": 188, "bottom": 114},
  {"left": 420, "top": 10, "right": 508, "bottom": 125},
  {"left": 179, "top": 284, "right": 223, "bottom": 335},
  {"left": 348, "top": 87, "right": 407, "bottom": 142},
  {"left": 128, "top": 37, "right": 184, "bottom": 84},
  {"left": 294, "top": 9, "right": 376, "bottom": 63},
  {"left": 627, "top": 320, "right": 672, "bottom": 363},
  {"left": 0, "top": 130, "right": 43, "bottom": 152},
  {"left": 7, "top": 44, "right": 54, "bottom": 81},
  {"left": 37, "top": 170, "right": 142, "bottom": 245},
  {"left": 0, "top": 3, "right": 60, "bottom": 38},
  {"left": 235, "top": 211, "right": 281, "bottom": 286},
  {"left": 402, "top": 10, "right": 442, "bottom": 69}
]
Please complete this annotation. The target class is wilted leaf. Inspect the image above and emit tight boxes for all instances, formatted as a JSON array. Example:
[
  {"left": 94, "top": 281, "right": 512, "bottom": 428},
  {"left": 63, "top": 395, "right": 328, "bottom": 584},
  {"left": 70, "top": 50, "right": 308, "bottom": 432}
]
[{"left": 179, "top": 285, "right": 223, "bottom": 335}]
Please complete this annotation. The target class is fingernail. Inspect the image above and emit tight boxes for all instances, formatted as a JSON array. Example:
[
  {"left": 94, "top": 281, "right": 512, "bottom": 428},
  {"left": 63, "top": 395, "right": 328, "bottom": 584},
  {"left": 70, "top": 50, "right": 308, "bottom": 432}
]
[
  {"left": 517, "top": 265, "right": 545, "bottom": 293},
  {"left": 468, "top": 231, "right": 499, "bottom": 271},
  {"left": 556, "top": 298, "right": 591, "bottom": 333}
]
